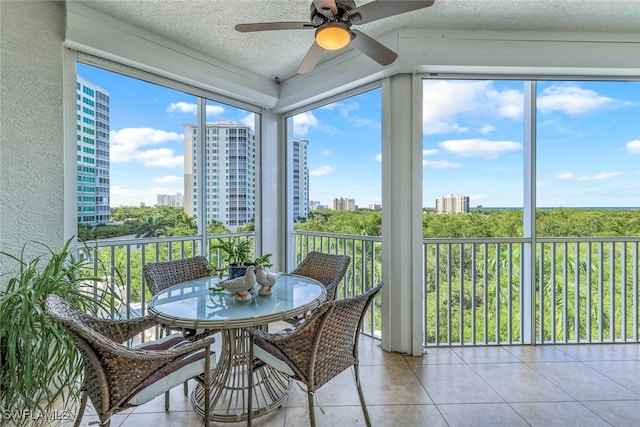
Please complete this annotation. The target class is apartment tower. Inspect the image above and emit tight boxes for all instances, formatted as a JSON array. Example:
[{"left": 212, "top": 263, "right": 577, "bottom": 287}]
[
  {"left": 183, "top": 121, "right": 255, "bottom": 230},
  {"left": 293, "top": 139, "right": 310, "bottom": 221},
  {"left": 76, "top": 76, "right": 110, "bottom": 225},
  {"left": 436, "top": 193, "right": 470, "bottom": 214}
]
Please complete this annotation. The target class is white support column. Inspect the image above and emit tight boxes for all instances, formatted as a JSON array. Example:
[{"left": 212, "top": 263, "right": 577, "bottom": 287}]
[
  {"left": 523, "top": 81, "right": 537, "bottom": 345},
  {"left": 381, "top": 74, "right": 424, "bottom": 356},
  {"left": 196, "top": 98, "right": 207, "bottom": 253},
  {"left": 257, "top": 109, "right": 287, "bottom": 272}
]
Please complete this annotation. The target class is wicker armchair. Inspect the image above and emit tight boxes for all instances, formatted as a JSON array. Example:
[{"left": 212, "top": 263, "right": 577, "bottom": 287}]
[
  {"left": 143, "top": 255, "right": 212, "bottom": 295},
  {"left": 290, "top": 251, "right": 351, "bottom": 300},
  {"left": 45, "top": 294, "right": 215, "bottom": 427},
  {"left": 246, "top": 281, "right": 384, "bottom": 427},
  {"left": 143, "top": 256, "right": 219, "bottom": 397}
]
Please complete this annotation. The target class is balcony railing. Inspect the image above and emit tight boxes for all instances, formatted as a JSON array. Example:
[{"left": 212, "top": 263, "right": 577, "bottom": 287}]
[{"left": 81, "top": 232, "right": 640, "bottom": 347}]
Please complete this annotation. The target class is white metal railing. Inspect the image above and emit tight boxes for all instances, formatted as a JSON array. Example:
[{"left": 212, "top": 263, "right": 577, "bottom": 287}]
[{"left": 81, "top": 232, "right": 640, "bottom": 346}]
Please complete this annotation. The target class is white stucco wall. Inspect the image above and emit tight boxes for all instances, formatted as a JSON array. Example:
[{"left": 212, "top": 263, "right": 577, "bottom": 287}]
[{"left": 0, "top": 1, "right": 67, "bottom": 279}]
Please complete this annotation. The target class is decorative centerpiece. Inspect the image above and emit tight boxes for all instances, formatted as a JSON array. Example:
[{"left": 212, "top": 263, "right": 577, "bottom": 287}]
[
  {"left": 217, "top": 265, "right": 256, "bottom": 301},
  {"left": 255, "top": 264, "right": 282, "bottom": 296}
]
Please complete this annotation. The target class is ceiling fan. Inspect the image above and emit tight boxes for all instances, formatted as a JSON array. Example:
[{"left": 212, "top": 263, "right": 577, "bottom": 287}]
[{"left": 235, "top": 0, "right": 435, "bottom": 74}]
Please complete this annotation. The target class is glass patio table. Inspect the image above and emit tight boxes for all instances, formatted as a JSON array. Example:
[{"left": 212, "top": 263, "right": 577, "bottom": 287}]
[{"left": 148, "top": 273, "right": 326, "bottom": 422}]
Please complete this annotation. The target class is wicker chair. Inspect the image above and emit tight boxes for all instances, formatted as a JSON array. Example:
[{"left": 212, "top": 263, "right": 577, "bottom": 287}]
[
  {"left": 143, "top": 255, "right": 212, "bottom": 295},
  {"left": 290, "top": 251, "right": 351, "bottom": 300},
  {"left": 143, "top": 256, "right": 219, "bottom": 397},
  {"left": 44, "top": 294, "right": 214, "bottom": 427},
  {"left": 246, "top": 281, "right": 384, "bottom": 427}
]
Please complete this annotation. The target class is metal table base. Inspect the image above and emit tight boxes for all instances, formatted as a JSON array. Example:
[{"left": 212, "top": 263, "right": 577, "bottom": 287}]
[{"left": 190, "top": 326, "right": 291, "bottom": 422}]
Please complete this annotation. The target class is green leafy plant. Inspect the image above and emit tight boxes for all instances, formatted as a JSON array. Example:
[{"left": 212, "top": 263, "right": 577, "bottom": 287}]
[
  {"left": 210, "top": 238, "right": 253, "bottom": 266},
  {"left": 209, "top": 238, "right": 273, "bottom": 278},
  {"left": 0, "top": 237, "right": 120, "bottom": 426}
]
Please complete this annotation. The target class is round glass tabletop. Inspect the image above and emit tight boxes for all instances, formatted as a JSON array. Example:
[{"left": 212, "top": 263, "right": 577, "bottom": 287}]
[{"left": 148, "top": 273, "right": 326, "bottom": 329}]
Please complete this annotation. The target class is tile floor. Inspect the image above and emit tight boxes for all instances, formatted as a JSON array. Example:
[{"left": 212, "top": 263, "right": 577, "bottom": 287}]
[{"left": 69, "top": 335, "right": 640, "bottom": 427}]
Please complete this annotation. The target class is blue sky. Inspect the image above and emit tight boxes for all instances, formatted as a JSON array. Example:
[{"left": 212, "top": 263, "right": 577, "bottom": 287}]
[{"left": 78, "top": 63, "right": 639, "bottom": 209}]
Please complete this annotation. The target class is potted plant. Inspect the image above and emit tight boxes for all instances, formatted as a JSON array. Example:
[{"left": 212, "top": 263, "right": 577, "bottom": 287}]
[
  {"left": 0, "top": 237, "right": 119, "bottom": 427},
  {"left": 209, "top": 238, "right": 272, "bottom": 279}
]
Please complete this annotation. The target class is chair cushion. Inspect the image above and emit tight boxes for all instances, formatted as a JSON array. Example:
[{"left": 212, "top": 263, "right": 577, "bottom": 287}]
[
  {"left": 128, "top": 333, "right": 216, "bottom": 405},
  {"left": 253, "top": 338, "right": 295, "bottom": 377}
]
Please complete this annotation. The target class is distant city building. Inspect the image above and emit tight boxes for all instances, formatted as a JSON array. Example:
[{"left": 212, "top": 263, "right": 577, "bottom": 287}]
[
  {"left": 293, "top": 139, "right": 309, "bottom": 220},
  {"left": 76, "top": 76, "right": 110, "bottom": 225},
  {"left": 333, "top": 197, "right": 356, "bottom": 211},
  {"left": 183, "top": 121, "right": 255, "bottom": 231},
  {"left": 368, "top": 203, "right": 382, "bottom": 210},
  {"left": 436, "top": 193, "right": 470, "bottom": 214},
  {"left": 157, "top": 192, "right": 183, "bottom": 208}
]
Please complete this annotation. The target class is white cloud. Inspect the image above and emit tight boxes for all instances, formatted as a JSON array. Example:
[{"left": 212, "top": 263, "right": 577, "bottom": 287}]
[
  {"left": 487, "top": 88, "right": 523, "bottom": 119},
  {"left": 439, "top": 138, "right": 522, "bottom": 159},
  {"left": 167, "top": 102, "right": 196, "bottom": 114},
  {"left": 422, "top": 81, "right": 522, "bottom": 135},
  {"left": 206, "top": 104, "right": 225, "bottom": 117},
  {"left": 627, "top": 139, "right": 640, "bottom": 155},
  {"left": 292, "top": 111, "right": 319, "bottom": 137},
  {"left": 537, "top": 84, "right": 620, "bottom": 115},
  {"left": 423, "top": 159, "right": 460, "bottom": 169},
  {"left": 479, "top": 124, "right": 496, "bottom": 134},
  {"left": 321, "top": 101, "right": 358, "bottom": 117},
  {"left": 239, "top": 113, "right": 255, "bottom": 130},
  {"left": 349, "top": 117, "right": 380, "bottom": 128},
  {"left": 375, "top": 153, "right": 382, "bottom": 162},
  {"left": 310, "top": 165, "right": 333, "bottom": 176},
  {"left": 555, "top": 172, "right": 575, "bottom": 180},
  {"left": 423, "top": 149, "right": 438, "bottom": 156},
  {"left": 110, "top": 127, "right": 182, "bottom": 163},
  {"left": 166, "top": 102, "right": 225, "bottom": 119},
  {"left": 135, "top": 148, "right": 184, "bottom": 167},
  {"left": 577, "top": 172, "right": 622, "bottom": 182},
  {"left": 155, "top": 175, "right": 182, "bottom": 184}
]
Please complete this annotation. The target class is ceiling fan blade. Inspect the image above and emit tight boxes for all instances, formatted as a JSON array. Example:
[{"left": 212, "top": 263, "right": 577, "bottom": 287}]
[
  {"left": 313, "top": 0, "right": 338, "bottom": 17},
  {"left": 298, "top": 42, "right": 324, "bottom": 74},
  {"left": 349, "top": 29, "right": 398, "bottom": 66},
  {"left": 235, "top": 22, "right": 314, "bottom": 32},
  {"left": 349, "top": 0, "right": 435, "bottom": 25}
]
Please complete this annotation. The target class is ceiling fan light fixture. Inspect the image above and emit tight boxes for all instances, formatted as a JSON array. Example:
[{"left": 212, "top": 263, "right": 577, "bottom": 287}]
[{"left": 315, "top": 23, "right": 351, "bottom": 50}]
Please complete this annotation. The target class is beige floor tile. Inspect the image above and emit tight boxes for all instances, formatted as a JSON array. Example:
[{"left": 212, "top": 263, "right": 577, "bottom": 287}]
[
  {"left": 582, "top": 400, "right": 640, "bottom": 426},
  {"left": 367, "top": 404, "right": 446, "bottom": 426},
  {"left": 528, "top": 361, "right": 635, "bottom": 401},
  {"left": 452, "top": 346, "right": 523, "bottom": 363},
  {"left": 412, "top": 363, "right": 503, "bottom": 404},
  {"left": 438, "top": 402, "right": 529, "bottom": 427},
  {"left": 554, "top": 344, "right": 631, "bottom": 361},
  {"left": 470, "top": 362, "right": 574, "bottom": 402},
  {"left": 510, "top": 401, "right": 611, "bottom": 426},
  {"left": 68, "top": 339, "right": 640, "bottom": 427},
  {"left": 503, "top": 345, "right": 579, "bottom": 362},
  {"left": 584, "top": 360, "right": 640, "bottom": 395},
  {"left": 410, "top": 346, "right": 465, "bottom": 365}
]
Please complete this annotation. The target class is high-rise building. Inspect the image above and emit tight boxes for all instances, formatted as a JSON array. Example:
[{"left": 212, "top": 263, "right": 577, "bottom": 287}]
[
  {"left": 436, "top": 193, "right": 470, "bottom": 214},
  {"left": 76, "top": 76, "right": 110, "bottom": 225},
  {"left": 333, "top": 197, "right": 356, "bottom": 211},
  {"left": 183, "top": 121, "right": 255, "bottom": 230},
  {"left": 157, "top": 192, "right": 183, "bottom": 208},
  {"left": 293, "top": 139, "right": 309, "bottom": 220}
]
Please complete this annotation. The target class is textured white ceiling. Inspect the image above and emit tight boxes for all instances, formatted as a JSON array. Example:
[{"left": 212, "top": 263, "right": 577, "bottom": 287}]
[{"left": 74, "top": 0, "right": 640, "bottom": 81}]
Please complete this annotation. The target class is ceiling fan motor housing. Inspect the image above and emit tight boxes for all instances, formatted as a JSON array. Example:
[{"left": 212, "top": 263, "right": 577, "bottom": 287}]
[{"left": 310, "top": 0, "right": 356, "bottom": 26}]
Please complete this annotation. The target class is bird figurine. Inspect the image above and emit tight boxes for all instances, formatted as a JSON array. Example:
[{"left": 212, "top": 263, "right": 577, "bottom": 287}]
[
  {"left": 218, "top": 265, "right": 256, "bottom": 301},
  {"left": 255, "top": 264, "right": 281, "bottom": 296}
]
